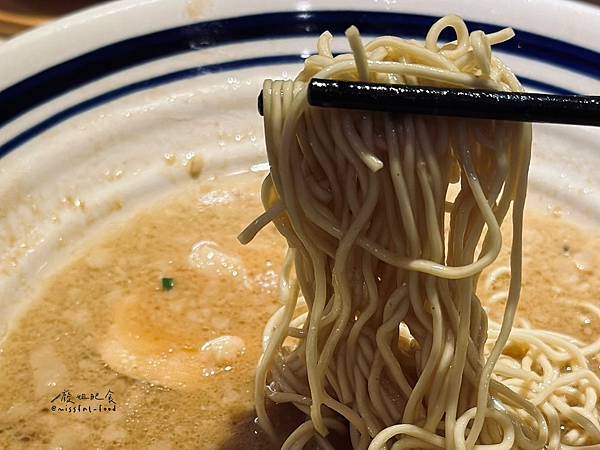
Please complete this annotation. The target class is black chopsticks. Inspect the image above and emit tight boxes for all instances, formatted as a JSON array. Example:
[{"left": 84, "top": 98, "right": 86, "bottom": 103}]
[{"left": 257, "top": 78, "right": 600, "bottom": 126}]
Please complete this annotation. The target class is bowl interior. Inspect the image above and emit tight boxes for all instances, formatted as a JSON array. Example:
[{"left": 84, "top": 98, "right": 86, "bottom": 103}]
[{"left": 0, "top": 3, "right": 599, "bottom": 338}]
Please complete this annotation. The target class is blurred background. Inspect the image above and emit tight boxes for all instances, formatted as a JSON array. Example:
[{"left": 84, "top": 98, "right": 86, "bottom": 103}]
[
  {"left": 0, "top": 0, "right": 598, "bottom": 38},
  {"left": 0, "top": 0, "right": 104, "bottom": 37}
]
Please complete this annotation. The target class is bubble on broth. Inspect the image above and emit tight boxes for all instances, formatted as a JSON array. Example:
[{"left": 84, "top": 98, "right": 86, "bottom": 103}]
[
  {"left": 200, "top": 335, "right": 246, "bottom": 377},
  {"left": 189, "top": 240, "right": 247, "bottom": 282},
  {"left": 254, "top": 268, "right": 278, "bottom": 292},
  {"left": 198, "top": 189, "right": 235, "bottom": 206}
]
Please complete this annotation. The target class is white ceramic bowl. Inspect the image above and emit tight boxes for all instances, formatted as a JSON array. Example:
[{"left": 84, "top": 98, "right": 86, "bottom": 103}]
[{"left": 0, "top": 0, "right": 599, "bottom": 337}]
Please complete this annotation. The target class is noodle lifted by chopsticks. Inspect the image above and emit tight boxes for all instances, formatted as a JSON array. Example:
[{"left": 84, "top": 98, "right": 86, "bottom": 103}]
[{"left": 240, "top": 15, "right": 600, "bottom": 450}]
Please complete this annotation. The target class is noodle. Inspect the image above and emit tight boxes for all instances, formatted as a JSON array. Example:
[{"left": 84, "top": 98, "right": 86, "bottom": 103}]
[{"left": 240, "top": 15, "right": 600, "bottom": 449}]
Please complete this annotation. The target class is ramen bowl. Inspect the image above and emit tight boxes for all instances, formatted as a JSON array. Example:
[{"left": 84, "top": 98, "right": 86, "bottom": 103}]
[{"left": 0, "top": 0, "right": 599, "bottom": 448}]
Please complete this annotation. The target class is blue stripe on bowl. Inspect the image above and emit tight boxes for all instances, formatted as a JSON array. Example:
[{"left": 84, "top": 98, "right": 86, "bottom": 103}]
[
  {"left": 0, "top": 11, "right": 598, "bottom": 130},
  {"left": 0, "top": 54, "right": 576, "bottom": 158}
]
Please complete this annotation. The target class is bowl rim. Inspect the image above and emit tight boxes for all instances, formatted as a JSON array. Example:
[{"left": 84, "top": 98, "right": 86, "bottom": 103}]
[
  {"left": 1, "top": 0, "right": 598, "bottom": 91},
  {"left": 0, "top": 0, "right": 599, "bottom": 160}
]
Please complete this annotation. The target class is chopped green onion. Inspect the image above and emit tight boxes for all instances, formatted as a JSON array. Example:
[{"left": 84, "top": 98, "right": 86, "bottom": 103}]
[{"left": 162, "top": 277, "right": 175, "bottom": 291}]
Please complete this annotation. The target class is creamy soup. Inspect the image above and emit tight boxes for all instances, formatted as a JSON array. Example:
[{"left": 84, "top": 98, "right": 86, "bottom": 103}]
[{"left": 0, "top": 171, "right": 598, "bottom": 449}]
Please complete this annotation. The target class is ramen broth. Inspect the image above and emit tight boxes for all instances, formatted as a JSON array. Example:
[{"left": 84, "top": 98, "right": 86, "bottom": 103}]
[{"left": 0, "top": 171, "right": 598, "bottom": 449}]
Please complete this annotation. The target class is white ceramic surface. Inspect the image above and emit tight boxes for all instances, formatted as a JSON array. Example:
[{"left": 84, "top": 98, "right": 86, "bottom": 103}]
[{"left": 0, "top": 0, "right": 599, "bottom": 338}]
